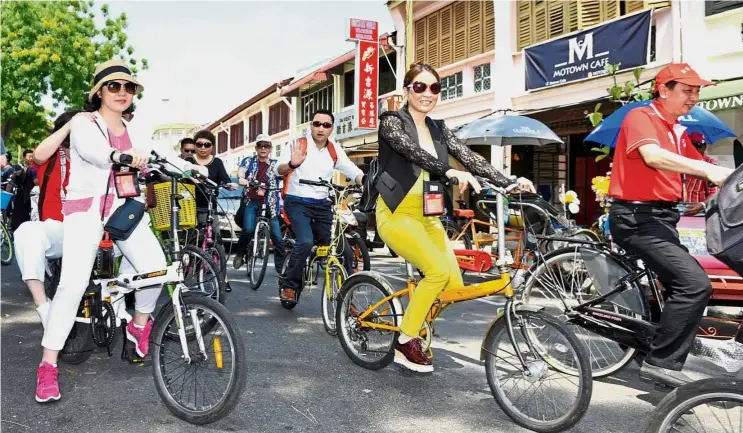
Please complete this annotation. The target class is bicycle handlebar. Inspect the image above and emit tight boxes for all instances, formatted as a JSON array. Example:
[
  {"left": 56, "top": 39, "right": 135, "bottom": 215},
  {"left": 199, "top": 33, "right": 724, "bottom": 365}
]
[
  {"left": 119, "top": 151, "right": 216, "bottom": 186},
  {"left": 299, "top": 178, "right": 362, "bottom": 193}
]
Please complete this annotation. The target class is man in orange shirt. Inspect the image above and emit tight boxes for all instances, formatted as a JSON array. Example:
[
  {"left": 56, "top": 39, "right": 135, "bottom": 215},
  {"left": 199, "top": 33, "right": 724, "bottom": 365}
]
[{"left": 608, "top": 63, "right": 733, "bottom": 387}]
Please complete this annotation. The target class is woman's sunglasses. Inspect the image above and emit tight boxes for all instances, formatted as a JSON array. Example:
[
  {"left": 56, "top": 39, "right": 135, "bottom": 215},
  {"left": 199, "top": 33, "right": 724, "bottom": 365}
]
[
  {"left": 195, "top": 141, "right": 213, "bottom": 149},
  {"left": 312, "top": 121, "right": 333, "bottom": 129},
  {"left": 408, "top": 81, "right": 442, "bottom": 95},
  {"left": 105, "top": 81, "right": 137, "bottom": 95}
]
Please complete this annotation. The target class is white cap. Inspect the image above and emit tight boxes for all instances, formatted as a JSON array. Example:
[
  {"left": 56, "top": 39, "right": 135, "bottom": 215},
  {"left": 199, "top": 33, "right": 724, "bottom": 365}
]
[{"left": 255, "top": 133, "right": 272, "bottom": 144}]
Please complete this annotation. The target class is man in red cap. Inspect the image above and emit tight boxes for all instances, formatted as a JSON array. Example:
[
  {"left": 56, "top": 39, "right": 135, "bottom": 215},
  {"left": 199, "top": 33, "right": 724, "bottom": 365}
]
[
  {"left": 683, "top": 132, "right": 719, "bottom": 215},
  {"left": 609, "top": 63, "right": 734, "bottom": 387}
]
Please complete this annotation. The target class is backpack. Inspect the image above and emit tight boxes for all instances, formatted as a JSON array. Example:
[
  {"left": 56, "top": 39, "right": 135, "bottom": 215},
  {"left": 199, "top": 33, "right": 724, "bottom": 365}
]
[
  {"left": 357, "top": 157, "right": 380, "bottom": 212},
  {"left": 280, "top": 141, "right": 337, "bottom": 199},
  {"left": 706, "top": 163, "right": 743, "bottom": 276}
]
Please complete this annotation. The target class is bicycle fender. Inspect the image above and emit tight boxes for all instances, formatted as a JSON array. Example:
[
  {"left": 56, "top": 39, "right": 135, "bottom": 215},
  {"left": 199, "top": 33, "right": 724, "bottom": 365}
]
[
  {"left": 342, "top": 271, "right": 404, "bottom": 326},
  {"left": 479, "top": 303, "right": 544, "bottom": 361}
]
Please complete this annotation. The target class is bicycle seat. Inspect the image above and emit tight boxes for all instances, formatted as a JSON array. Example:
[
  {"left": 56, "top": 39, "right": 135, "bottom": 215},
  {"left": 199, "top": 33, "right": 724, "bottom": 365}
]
[
  {"left": 352, "top": 211, "right": 368, "bottom": 223},
  {"left": 454, "top": 209, "right": 475, "bottom": 218}
]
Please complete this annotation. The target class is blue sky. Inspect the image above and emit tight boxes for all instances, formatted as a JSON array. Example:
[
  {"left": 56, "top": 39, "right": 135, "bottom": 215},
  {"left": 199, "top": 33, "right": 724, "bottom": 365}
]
[{"left": 102, "top": 0, "right": 394, "bottom": 134}]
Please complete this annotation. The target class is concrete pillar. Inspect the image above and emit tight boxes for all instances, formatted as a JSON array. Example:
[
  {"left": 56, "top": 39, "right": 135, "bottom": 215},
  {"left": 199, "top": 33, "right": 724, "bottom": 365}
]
[
  {"left": 491, "top": 0, "right": 518, "bottom": 176},
  {"left": 389, "top": 4, "right": 407, "bottom": 89}
]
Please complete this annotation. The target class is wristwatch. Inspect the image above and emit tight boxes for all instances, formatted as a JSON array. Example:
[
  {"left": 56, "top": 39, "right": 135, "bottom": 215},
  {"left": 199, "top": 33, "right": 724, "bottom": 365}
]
[{"left": 288, "top": 160, "right": 299, "bottom": 170}]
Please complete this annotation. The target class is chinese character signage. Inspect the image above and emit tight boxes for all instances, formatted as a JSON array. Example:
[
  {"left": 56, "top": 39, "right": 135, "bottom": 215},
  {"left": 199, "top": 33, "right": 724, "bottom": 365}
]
[
  {"left": 347, "top": 18, "right": 379, "bottom": 130},
  {"left": 524, "top": 10, "right": 651, "bottom": 91}
]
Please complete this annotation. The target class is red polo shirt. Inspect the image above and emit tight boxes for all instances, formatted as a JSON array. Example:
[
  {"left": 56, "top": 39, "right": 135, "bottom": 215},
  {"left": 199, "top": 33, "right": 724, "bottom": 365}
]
[
  {"left": 608, "top": 102, "right": 703, "bottom": 202},
  {"left": 33, "top": 148, "right": 70, "bottom": 222}
]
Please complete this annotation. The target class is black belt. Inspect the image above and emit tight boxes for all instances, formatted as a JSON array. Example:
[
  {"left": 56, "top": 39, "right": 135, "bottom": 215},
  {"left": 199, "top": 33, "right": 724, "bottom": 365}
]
[{"left": 612, "top": 199, "right": 679, "bottom": 209}]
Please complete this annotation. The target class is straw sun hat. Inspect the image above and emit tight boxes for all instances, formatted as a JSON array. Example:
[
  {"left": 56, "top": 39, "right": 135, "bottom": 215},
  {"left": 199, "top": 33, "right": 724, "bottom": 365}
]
[{"left": 87, "top": 59, "right": 144, "bottom": 101}]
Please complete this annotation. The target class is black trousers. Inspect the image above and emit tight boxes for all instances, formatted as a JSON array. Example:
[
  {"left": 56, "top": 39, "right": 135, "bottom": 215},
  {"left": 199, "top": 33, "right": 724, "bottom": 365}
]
[{"left": 610, "top": 203, "right": 712, "bottom": 370}]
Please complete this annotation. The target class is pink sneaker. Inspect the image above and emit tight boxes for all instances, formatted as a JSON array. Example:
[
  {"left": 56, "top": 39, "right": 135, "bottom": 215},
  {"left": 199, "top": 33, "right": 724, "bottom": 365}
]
[
  {"left": 36, "top": 361, "right": 61, "bottom": 403},
  {"left": 126, "top": 319, "right": 153, "bottom": 358}
]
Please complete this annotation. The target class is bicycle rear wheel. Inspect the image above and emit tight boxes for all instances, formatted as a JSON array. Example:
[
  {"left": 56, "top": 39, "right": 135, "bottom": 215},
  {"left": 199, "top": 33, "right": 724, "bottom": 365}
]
[
  {"left": 321, "top": 261, "right": 345, "bottom": 335},
  {"left": 208, "top": 242, "right": 227, "bottom": 280},
  {"left": 483, "top": 308, "right": 593, "bottom": 433},
  {"left": 248, "top": 222, "right": 270, "bottom": 290},
  {"left": 645, "top": 378, "right": 743, "bottom": 433},
  {"left": 182, "top": 245, "right": 226, "bottom": 305},
  {"left": 151, "top": 293, "right": 247, "bottom": 425},
  {"left": 1, "top": 222, "right": 13, "bottom": 265}
]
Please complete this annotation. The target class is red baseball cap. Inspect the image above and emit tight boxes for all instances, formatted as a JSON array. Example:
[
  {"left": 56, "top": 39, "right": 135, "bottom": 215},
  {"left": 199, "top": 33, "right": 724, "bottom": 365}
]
[
  {"left": 654, "top": 63, "right": 715, "bottom": 92},
  {"left": 688, "top": 132, "right": 705, "bottom": 144}
]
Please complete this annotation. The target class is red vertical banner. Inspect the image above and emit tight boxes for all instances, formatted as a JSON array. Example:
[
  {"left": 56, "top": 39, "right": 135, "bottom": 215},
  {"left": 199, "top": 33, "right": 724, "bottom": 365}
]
[{"left": 347, "top": 19, "right": 379, "bottom": 130}]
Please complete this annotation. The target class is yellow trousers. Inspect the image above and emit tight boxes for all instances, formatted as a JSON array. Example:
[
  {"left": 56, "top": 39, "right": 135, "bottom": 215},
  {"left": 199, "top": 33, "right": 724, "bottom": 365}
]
[{"left": 376, "top": 179, "right": 463, "bottom": 337}]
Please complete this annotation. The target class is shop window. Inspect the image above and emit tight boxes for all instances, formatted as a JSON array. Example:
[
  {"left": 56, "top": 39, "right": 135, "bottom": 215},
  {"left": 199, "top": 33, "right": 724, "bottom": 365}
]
[
  {"left": 474, "top": 63, "right": 491, "bottom": 93},
  {"left": 706, "top": 1, "right": 742, "bottom": 16},
  {"left": 268, "top": 103, "right": 290, "bottom": 135},
  {"left": 441, "top": 71, "right": 463, "bottom": 101},
  {"left": 248, "top": 113, "right": 262, "bottom": 143},
  {"left": 300, "top": 83, "right": 334, "bottom": 124},
  {"left": 343, "top": 71, "right": 355, "bottom": 107},
  {"left": 217, "top": 131, "right": 228, "bottom": 154},
  {"left": 517, "top": 0, "right": 670, "bottom": 51},
  {"left": 414, "top": 1, "right": 494, "bottom": 69},
  {"left": 229, "top": 122, "right": 244, "bottom": 149}
]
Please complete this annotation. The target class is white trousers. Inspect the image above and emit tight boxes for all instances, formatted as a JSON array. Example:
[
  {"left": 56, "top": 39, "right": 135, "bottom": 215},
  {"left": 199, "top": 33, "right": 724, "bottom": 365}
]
[{"left": 42, "top": 204, "right": 166, "bottom": 351}]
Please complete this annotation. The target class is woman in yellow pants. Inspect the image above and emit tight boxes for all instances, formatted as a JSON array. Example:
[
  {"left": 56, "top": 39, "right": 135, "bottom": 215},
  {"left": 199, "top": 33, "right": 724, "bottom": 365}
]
[{"left": 375, "top": 63, "right": 535, "bottom": 373}]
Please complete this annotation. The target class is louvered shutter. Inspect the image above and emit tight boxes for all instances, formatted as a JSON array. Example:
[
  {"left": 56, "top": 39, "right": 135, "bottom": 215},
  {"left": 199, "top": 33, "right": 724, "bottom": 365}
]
[
  {"left": 427, "top": 14, "right": 439, "bottom": 67},
  {"left": 548, "top": 1, "right": 567, "bottom": 39},
  {"left": 644, "top": 0, "right": 671, "bottom": 9},
  {"left": 467, "top": 1, "right": 482, "bottom": 57},
  {"left": 601, "top": 0, "right": 620, "bottom": 21},
  {"left": 568, "top": 1, "right": 579, "bottom": 31},
  {"left": 534, "top": 1, "right": 547, "bottom": 43},
  {"left": 625, "top": 1, "right": 645, "bottom": 13},
  {"left": 440, "top": 5, "right": 453, "bottom": 66},
  {"left": 453, "top": 2, "right": 467, "bottom": 61},
  {"left": 415, "top": 18, "right": 426, "bottom": 64},
  {"left": 484, "top": 0, "right": 494, "bottom": 52},
  {"left": 578, "top": 0, "right": 602, "bottom": 29},
  {"left": 517, "top": 0, "right": 532, "bottom": 50}
]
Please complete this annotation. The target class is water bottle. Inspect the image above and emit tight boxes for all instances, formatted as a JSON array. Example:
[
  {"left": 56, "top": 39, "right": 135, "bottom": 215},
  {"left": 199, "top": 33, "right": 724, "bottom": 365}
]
[{"left": 96, "top": 232, "right": 115, "bottom": 278}]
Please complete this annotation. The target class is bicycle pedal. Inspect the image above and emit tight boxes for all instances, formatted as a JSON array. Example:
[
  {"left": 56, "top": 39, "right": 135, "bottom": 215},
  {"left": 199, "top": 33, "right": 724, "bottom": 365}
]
[{"left": 651, "top": 381, "right": 675, "bottom": 392}]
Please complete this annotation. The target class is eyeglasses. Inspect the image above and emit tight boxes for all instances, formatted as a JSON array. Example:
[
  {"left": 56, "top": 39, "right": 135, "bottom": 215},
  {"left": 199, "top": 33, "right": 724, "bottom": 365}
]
[
  {"left": 182, "top": 149, "right": 195, "bottom": 154},
  {"left": 312, "top": 121, "right": 333, "bottom": 129},
  {"left": 408, "top": 81, "right": 442, "bottom": 95},
  {"left": 256, "top": 143, "right": 272, "bottom": 149},
  {"left": 105, "top": 81, "right": 137, "bottom": 95},
  {"left": 195, "top": 141, "right": 213, "bottom": 149}
]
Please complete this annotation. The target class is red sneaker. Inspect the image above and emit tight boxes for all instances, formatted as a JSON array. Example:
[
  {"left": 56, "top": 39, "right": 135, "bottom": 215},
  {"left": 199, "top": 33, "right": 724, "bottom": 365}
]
[
  {"left": 126, "top": 319, "right": 153, "bottom": 358},
  {"left": 35, "top": 361, "right": 61, "bottom": 403},
  {"left": 394, "top": 338, "right": 433, "bottom": 373}
]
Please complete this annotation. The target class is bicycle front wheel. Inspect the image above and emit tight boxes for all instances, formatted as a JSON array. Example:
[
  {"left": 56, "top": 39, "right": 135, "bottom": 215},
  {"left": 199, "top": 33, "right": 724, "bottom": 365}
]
[
  {"left": 182, "top": 245, "right": 226, "bottom": 305},
  {"left": 1, "top": 223, "right": 13, "bottom": 265},
  {"left": 321, "top": 261, "right": 346, "bottom": 335},
  {"left": 151, "top": 293, "right": 247, "bottom": 425},
  {"left": 646, "top": 378, "right": 743, "bottom": 433},
  {"left": 484, "top": 308, "right": 593, "bottom": 433},
  {"left": 248, "top": 222, "right": 270, "bottom": 290}
]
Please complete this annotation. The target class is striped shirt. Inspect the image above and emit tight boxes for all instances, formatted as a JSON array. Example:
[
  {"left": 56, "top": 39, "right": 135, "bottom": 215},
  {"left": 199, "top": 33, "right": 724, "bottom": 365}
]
[{"left": 684, "top": 155, "right": 719, "bottom": 203}]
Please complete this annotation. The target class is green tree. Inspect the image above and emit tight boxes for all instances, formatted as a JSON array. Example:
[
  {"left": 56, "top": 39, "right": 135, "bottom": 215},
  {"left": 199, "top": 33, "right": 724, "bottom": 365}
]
[{"left": 1, "top": 0, "right": 148, "bottom": 150}]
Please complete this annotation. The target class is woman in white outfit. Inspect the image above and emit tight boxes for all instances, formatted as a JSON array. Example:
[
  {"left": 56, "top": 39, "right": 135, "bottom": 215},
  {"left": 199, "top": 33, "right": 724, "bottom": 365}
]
[{"left": 35, "top": 59, "right": 207, "bottom": 403}]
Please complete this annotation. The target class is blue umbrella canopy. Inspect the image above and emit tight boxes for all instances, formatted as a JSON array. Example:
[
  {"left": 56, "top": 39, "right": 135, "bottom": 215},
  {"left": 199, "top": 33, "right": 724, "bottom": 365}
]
[
  {"left": 456, "top": 115, "right": 564, "bottom": 146},
  {"left": 585, "top": 100, "right": 736, "bottom": 148}
]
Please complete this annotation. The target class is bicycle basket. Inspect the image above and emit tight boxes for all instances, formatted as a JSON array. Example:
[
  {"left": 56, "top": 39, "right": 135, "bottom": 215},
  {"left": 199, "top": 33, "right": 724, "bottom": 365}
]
[
  {"left": 147, "top": 182, "right": 197, "bottom": 231},
  {"left": 579, "top": 248, "right": 645, "bottom": 313},
  {"left": 0, "top": 191, "right": 12, "bottom": 211}
]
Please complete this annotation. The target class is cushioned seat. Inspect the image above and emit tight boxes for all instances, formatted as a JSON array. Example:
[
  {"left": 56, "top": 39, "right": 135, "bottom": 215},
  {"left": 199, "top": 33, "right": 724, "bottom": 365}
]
[
  {"left": 353, "top": 211, "right": 368, "bottom": 223},
  {"left": 454, "top": 209, "right": 475, "bottom": 218}
]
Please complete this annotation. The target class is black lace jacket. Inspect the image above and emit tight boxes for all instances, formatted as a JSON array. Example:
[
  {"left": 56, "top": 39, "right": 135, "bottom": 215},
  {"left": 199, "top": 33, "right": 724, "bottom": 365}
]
[{"left": 378, "top": 115, "right": 513, "bottom": 189}]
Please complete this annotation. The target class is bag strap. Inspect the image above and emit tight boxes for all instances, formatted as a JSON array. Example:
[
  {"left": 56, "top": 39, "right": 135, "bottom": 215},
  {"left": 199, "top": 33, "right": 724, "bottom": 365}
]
[
  {"left": 37, "top": 150, "right": 60, "bottom": 220},
  {"left": 93, "top": 122, "right": 114, "bottom": 223},
  {"left": 327, "top": 141, "right": 338, "bottom": 166}
]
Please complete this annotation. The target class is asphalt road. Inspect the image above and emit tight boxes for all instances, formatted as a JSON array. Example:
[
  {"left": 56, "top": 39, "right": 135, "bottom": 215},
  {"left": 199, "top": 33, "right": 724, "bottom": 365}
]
[{"left": 0, "top": 249, "right": 732, "bottom": 433}]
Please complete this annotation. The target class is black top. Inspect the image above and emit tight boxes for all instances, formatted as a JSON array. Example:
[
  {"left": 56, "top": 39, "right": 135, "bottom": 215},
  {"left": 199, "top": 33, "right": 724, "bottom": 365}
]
[
  {"left": 186, "top": 156, "right": 231, "bottom": 209},
  {"left": 376, "top": 107, "right": 513, "bottom": 213}
]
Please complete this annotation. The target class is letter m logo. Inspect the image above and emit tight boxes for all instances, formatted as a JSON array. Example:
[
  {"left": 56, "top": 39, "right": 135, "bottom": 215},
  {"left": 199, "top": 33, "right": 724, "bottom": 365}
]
[{"left": 568, "top": 33, "right": 594, "bottom": 64}]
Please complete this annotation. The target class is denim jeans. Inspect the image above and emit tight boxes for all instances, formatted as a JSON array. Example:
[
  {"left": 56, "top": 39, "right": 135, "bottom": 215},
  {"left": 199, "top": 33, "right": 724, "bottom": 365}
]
[
  {"left": 236, "top": 200, "right": 284, "bottom": 269},
  {"left": 282, "top": 195, "right": 353, "bottom": 291}
]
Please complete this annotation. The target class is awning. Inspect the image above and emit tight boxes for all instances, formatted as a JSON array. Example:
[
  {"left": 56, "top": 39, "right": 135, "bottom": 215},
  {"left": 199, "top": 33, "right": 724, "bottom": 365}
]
[
  {"left": 280, "top": 71, "right": 329, "bottom": 97},
  {"left": 699, "top": 78, "right": 743, "bottom": 112}
]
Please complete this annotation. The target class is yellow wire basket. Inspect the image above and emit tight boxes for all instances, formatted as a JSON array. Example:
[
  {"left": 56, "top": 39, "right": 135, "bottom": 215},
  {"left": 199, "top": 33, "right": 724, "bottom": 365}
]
[{"left": 147, "top": 182, "right": 197, "bottom": 231}]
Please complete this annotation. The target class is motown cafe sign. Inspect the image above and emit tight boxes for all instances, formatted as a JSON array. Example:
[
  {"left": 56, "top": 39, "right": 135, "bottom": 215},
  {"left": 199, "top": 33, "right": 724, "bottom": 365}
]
[
  {"left": 698, "top": 94, "right": 743, "bottom": 112},
  {"left": 524, "top": 10, "right": 652, "bottom": 91}
]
